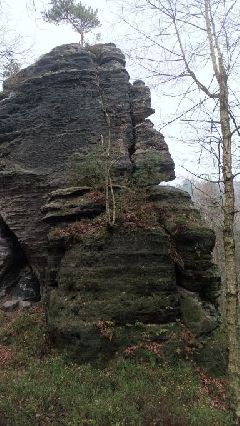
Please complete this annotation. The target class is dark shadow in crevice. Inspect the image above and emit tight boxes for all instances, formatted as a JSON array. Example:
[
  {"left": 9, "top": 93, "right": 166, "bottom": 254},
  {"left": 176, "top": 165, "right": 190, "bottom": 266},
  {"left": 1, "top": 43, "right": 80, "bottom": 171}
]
[{"left": 0, "top": 216, "right": 41, "bottom": 301}]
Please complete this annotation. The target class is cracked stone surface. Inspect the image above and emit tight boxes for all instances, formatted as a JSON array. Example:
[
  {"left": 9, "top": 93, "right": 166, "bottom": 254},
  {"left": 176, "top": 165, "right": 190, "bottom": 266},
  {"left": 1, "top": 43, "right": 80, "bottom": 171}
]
[{"left": 0, "top": 43, "right": 220, "bottom": 361}]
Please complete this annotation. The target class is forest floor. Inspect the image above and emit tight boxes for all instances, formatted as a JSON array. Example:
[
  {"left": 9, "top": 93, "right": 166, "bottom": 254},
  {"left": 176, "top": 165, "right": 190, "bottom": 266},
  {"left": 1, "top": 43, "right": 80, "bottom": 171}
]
[{"left": 0, "top": 306, "right": 235, "bottom": 425}]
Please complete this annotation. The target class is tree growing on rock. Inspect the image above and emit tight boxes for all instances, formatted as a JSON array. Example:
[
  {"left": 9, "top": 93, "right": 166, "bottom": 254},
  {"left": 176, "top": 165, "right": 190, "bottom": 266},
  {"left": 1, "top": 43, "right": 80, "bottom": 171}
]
[{"left": 42, "top": 0, "right": 100, "bottom": 46}]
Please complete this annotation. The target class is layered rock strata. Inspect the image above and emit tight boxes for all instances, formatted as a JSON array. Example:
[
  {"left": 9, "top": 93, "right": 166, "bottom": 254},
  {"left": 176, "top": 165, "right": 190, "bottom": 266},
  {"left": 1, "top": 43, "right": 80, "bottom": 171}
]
[{"left": 0, "top": 43, "right": 220, "bottom": 359}]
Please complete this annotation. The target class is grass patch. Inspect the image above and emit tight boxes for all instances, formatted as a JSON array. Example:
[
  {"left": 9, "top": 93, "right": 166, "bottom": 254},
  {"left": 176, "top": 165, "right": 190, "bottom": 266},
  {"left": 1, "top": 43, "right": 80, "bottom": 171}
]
[{"left": 0, "top": 309, "right": 234, "bottom": 425}]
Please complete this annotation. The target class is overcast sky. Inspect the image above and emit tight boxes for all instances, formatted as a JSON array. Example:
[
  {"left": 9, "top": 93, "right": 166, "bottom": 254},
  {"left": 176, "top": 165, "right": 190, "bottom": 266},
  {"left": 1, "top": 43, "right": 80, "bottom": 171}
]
[{"left": 2, "top": 0, "right": 212, "bottom": 183}]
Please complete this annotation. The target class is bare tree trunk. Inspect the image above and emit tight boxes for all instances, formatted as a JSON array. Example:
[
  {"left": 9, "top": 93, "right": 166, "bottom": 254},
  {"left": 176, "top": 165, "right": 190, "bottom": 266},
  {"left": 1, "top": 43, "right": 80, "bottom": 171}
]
[
  {"left": 204, "top": 0, "right": 240, "bottom": 419},
  {"left": 97, "top": 70, "right": 116, "bottom": 227},
  {"left": 80, "top": 31, "right": 84, "bottom": 46},
  {"left": 221, "top": 94, "right": 240, "bottom": 421},
  {"left": 104, "top": 110, "right": 116, "bottom": 227}
]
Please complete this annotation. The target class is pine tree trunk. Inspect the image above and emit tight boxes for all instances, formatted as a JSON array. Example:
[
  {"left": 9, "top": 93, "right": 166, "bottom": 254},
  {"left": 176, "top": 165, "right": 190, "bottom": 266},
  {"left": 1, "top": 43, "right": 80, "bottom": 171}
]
[{"left": 80, "top": 31, "right": 84, "bottom": 46}]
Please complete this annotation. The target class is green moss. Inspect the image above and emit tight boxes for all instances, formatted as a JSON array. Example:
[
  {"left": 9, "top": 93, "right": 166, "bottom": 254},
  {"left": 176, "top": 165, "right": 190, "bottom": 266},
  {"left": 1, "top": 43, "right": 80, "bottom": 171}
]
[
  {"left": 133, "top": 152, "right": 166, "bottom": 186},
  {"left": 68, "top": 145, "right": 107, "bottom": 188},
  {"left": 179, "top": 289, "right": 219, "bottom": 336},
  {"left": 48, "top": 186, "right": 91, "bottom": 199}
]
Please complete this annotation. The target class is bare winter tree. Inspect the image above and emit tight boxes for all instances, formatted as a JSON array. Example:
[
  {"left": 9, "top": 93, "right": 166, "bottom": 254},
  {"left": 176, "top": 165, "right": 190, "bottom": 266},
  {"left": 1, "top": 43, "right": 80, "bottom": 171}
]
[
  {"left": 114, "top": 0, "right": 240, "bottom": 420},
  {"left": 192, "top": 178, "right": 240, "bottom": 314},
  {"left": 191, "top": 179, "right": 225, "bottom": 301},
  {"left": 0, "top": 2, "right": 23, "bottom": 83}
]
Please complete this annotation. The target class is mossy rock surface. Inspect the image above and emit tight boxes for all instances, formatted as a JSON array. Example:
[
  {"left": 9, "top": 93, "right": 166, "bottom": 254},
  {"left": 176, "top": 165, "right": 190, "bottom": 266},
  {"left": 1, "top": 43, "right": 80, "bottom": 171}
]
[{"left": 179, "top": 288, "right": 219, "bottom": 337}]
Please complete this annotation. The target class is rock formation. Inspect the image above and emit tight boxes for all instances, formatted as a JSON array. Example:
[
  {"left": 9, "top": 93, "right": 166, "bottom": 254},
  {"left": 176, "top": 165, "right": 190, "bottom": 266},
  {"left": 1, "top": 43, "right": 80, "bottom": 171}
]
[{"left": 0, "top": 43, "right": 220, "bottom": 360}]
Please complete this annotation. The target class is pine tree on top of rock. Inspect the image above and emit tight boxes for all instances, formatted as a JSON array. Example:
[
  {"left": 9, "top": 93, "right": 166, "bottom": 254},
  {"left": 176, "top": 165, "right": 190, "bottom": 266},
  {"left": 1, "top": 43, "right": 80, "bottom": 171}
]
[{"left": 42, "top": 0, "right": 100, "bottom": 46}]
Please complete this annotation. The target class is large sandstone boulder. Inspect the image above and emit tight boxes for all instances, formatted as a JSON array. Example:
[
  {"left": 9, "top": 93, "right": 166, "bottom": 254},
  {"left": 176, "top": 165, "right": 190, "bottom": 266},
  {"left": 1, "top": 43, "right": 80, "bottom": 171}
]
[{"left": 0, "top": 43, "right": 220, "bottom": 360}]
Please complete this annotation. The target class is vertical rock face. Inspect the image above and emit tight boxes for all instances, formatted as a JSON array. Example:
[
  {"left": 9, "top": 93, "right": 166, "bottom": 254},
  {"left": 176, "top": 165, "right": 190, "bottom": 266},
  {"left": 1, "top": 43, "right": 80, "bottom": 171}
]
[{"left": 0, "top": 43, "right": 220, "bottom": 359}]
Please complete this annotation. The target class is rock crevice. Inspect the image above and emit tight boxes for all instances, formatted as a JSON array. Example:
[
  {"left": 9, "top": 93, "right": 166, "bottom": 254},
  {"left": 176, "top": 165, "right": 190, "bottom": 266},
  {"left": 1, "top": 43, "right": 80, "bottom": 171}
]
[{"left": 0, "top": 216, "right": 40, "bottom": 301}]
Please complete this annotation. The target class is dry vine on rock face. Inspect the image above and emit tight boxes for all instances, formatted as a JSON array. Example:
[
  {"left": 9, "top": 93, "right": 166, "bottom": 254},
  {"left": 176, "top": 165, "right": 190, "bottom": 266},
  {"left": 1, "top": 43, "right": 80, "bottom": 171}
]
[
  {"left": 100, "top": 132, "right": 116, "bottom": 227},
  {"left": 97, "top": 66, "right": 116, "bottom": 227}
]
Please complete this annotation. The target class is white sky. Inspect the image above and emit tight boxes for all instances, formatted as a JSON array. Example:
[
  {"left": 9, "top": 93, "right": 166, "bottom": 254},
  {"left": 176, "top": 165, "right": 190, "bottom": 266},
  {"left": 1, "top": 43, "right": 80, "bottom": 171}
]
[{"left": 2, "top": 0, "right": 211, "bottom": 183}]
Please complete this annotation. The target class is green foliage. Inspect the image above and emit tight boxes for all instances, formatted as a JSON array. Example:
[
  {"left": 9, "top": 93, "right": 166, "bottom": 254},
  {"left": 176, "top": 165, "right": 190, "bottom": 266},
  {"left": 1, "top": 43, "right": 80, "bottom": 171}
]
[
  {"left": 69, "top": 144, "right": 106, "bottom": 188},
  {"left": 0, "top": 310, "right": 234, "bottom": 425},
  {"left": 42, "top": 0, "right": 100, "bottom": 44},
  {"left": 133, "top": 151, "right": 164, "bottom": 186}
]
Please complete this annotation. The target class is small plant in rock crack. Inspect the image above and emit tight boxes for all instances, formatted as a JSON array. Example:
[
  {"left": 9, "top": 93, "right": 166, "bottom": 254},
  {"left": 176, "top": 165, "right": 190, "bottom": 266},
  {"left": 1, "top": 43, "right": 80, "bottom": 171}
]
[
  {"left": 69, "top": 136, "right": 117, "bottom": 227},
  {"left": 69, "top": 144, "right": 107, "bottom": 189}
]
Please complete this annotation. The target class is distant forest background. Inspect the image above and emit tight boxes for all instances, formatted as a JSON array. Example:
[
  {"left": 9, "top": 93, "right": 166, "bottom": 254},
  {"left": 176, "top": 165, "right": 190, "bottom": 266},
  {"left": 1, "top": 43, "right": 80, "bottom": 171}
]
[{"left": 179, "top": 179, "right": 240, "bottom": 312}]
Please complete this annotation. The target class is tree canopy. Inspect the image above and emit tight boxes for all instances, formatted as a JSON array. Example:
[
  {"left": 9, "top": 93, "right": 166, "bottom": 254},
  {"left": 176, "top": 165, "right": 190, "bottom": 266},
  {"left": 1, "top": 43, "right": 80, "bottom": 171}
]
[{"left": 42, "top": 0, "right": 100, "bottom": 45}]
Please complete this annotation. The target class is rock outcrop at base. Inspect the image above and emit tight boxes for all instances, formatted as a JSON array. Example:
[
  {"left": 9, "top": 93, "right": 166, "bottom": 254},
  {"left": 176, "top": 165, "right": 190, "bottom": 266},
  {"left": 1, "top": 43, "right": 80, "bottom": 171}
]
[{"left": 0, "top": 43, "right": 220, "bottom": 360}]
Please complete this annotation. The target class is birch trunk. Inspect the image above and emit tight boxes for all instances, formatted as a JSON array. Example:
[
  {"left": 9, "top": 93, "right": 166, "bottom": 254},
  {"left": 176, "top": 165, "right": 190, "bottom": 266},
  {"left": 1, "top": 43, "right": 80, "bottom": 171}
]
[
  {"left": 220, "top": 86, "right": 240, "bottom": 422},
  {"left": 203, "top": 0, "right": 240, "bottom": 418}
]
